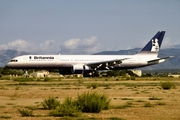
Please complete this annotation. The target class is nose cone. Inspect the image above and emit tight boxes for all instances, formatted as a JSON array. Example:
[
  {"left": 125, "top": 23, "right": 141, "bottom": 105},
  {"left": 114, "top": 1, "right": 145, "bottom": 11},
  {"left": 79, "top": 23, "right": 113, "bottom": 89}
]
[{"left": 5, "top": 62, "right": 12, "bottom": 68}]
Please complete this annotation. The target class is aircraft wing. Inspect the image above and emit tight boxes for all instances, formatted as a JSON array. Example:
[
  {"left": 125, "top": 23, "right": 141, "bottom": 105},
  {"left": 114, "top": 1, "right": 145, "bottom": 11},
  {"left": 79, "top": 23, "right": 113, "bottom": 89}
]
[
  {"left": 147, "top": 56, "right": 174, "bottom": 65},
  {"left": 86, "top": 58, "right": 129, "bottom": 70}
]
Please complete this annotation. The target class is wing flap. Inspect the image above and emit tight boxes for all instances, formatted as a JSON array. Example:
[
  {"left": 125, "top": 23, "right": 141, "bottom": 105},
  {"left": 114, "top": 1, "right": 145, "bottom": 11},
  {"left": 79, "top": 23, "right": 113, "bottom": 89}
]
[{"left": 86, "top": 58, "right": 129, "bottom": 70}]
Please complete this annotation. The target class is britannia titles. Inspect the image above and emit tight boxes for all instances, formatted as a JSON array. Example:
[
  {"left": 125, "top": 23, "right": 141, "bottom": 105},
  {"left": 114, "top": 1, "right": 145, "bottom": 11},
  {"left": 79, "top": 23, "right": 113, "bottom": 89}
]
[{"left": 34, "top": 56, "right": 54, "bottom": 59}]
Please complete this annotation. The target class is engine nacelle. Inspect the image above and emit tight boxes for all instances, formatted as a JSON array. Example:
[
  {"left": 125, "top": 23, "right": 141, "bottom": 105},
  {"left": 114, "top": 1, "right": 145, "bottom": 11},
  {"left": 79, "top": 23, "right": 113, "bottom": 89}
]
[
  {"left": 73, "top": 64, "right": 92, "bottom": 74},
  {"left": 59, "top": 65, "right": 92, "bottom": 76}
]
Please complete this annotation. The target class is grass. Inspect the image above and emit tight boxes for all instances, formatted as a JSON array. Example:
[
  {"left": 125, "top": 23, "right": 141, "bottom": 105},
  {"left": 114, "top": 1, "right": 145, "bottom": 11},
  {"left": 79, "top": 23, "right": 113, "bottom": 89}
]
[
  {"left": 0, "top": 76, "right": 11, "bottom": 80},
  {"left": 6, "top": 103, "right": 14, "bottom": 105},
  {"left": 121, "top": 98, "right": 134, "bottom": 100},
  {"left": 112, "top": 101, "right": 133, "bottom": 109},
  {"left": 18, "top": 108, "right": 34, "bottom": 117},
  {"left": 0, "top": 106, "right": 6, "bottom": 108},
  {"left": 13, "top": 77, "right": 34, "bottom": 82},
  {"left": 41, "top": 96, "right": 60, "bottom": 110},
  {"left": 49, "top": 104, "right": 81, "bottom": 117},
  {"left": 160, "top": 81, "right": 175, "bottom": 90},
  {"left": 90, "top": 83, "right": 98, "bottom": 89},
  {"left": 49, "top": 97, "right": 81, "bottom": 117},
  {"left": 0, "top": 115, "right": 11, "bottom": 119},
  {"left": 136, "top": 100, "right": 146, "bottom": 102},
  {"left": 25, "top": 106, "right": 38, "bottom": 110},
  {"left": 141, "top": 90, "right": 150, "bottom": 94},
  {"left": 122, "top": 101, "right": 133, "bottom": 108},
  {"left": 44, "top": 77, "right": 51, "bottom": 81},
  {"left": 76, "top": 91, "right": 111, "bottom": 113},
  {"left": 104, "top": 84, "right": 111, "bottom": 89},
  {"left": 156, "top": 102, "right": 166, "bottom": 105},
  {"left": 144, "top": 102, "right": 153, "bottom": 107},
  {"left": 0, "top": 76, "right": 179, "bottom": 119},
  {"left": 149, "top": 97, "right": 162, "bottom": 100},
  {"left": 108, "top": 117, "right": 125, "bottom": 120},
  {"left": 47, "top": 91, "right": 111, "bottom": 116}
]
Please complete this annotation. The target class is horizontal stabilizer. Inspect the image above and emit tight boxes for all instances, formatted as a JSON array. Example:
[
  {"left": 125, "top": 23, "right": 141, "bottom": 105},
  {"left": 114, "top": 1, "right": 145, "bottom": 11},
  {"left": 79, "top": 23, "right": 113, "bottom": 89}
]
[{"left": 147, "top": 56, "right": 173, "bottom": 65}]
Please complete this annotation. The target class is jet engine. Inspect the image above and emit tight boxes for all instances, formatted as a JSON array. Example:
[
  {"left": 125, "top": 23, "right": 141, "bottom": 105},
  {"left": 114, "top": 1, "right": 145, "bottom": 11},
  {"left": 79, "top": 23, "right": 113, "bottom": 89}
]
[{"left": 59, "top": 64, "right": 92, "bottom": 76}]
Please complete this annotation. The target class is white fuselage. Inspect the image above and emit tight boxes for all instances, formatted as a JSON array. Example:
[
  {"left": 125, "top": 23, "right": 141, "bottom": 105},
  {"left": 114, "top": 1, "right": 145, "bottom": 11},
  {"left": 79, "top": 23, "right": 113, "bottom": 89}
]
[{"left": 6, "top": 54, "right": 159, "bottom": 70}]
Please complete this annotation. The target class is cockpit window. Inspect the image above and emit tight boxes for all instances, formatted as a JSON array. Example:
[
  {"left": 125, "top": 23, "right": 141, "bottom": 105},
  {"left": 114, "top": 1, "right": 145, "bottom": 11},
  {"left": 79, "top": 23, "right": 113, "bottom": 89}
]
[{"left": 10, "top": 59, "right": 18, "bottom": 62}]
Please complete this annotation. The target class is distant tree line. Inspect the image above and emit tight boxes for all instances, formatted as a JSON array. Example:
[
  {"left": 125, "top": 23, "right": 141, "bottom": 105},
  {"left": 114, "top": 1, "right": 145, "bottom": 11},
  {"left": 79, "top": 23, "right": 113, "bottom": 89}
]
[{"left": 0, "top": 67, "right": 24, "bottom": 76}]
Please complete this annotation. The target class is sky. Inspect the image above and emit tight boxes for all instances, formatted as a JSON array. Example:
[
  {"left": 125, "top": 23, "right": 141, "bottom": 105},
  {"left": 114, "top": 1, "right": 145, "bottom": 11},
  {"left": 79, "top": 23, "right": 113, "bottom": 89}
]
[{"left": 0, "top": 0, "right": 180, "bottom": 54}]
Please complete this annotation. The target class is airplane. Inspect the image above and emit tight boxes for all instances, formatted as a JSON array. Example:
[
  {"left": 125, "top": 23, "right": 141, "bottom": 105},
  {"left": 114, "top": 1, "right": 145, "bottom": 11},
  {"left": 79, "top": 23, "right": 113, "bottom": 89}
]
[{"left": 6, "top": 31, "right": 173, "bottom": 76}]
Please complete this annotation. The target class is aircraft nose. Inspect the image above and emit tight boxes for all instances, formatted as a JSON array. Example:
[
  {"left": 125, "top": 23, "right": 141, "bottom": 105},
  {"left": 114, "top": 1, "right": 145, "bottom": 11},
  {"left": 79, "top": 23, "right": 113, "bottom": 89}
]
[{"left": 5, "top": 62, "right": 11, "bottom": 68}]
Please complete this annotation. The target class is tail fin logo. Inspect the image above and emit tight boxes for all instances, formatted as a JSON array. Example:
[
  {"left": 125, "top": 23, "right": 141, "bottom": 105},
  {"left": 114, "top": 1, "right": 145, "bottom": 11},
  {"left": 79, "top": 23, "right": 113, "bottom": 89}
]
[
  {"left": 139, "top": 31, "right": 165, "bottom": 54},
  {"left": 151, "top": 38, "right": 159, "bottom": 52}
]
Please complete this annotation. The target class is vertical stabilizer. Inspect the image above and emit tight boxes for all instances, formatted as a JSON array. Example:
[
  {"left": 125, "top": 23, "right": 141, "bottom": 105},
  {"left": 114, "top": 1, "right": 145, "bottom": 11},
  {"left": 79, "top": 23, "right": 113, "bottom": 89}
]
[{"left": 139, "top": 31, "right": 165, "bottom": 55}]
